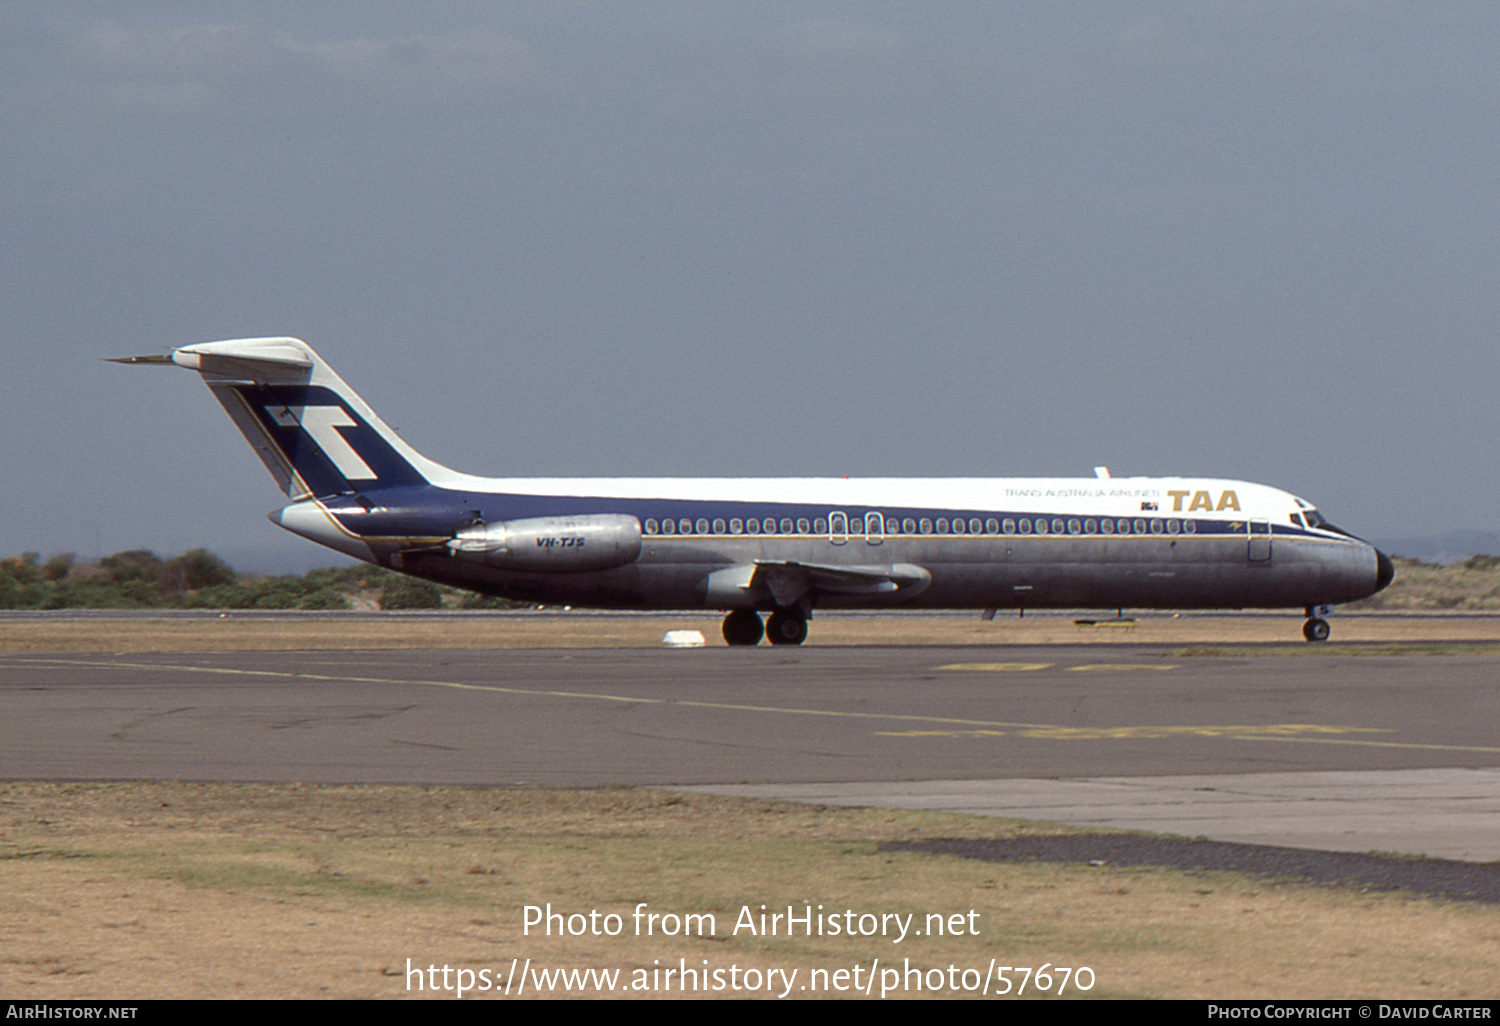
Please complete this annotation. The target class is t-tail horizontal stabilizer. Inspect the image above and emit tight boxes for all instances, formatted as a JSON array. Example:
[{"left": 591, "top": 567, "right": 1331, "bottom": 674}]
[{"left": 110, "top": 337, "right": 439, "bottom": 500}]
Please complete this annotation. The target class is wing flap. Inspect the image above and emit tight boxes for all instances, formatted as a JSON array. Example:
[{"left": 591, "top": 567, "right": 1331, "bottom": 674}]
[{"left": 702, "top": 560, "right": 931, "bottom": 610}]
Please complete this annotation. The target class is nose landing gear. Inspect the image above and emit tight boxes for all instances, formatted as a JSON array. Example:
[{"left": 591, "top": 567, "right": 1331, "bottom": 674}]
[{"left": 1303, "top": 605, "right": 1332, "bottom": 642}]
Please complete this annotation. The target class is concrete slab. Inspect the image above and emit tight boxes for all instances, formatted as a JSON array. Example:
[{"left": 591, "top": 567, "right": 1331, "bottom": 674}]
[{"left": 679, "top": 768, "right": 1500, "bottom": 863}]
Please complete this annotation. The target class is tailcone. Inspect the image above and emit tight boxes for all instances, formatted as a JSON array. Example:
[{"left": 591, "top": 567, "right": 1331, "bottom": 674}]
[{"left": 270, "top": 501, "right": 375, "bottom": 562}]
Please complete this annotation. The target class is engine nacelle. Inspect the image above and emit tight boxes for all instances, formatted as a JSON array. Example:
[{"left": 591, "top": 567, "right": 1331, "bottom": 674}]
[{"left": 448, "top": 514, "right": 642, "bottom": 573}]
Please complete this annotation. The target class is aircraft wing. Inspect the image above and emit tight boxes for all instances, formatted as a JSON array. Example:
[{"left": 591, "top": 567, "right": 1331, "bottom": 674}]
[{"left": 703, "top": 560, "right": 931, "bottom": 610}]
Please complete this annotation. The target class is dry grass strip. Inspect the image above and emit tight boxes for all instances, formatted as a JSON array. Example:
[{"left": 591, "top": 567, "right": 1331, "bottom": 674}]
[{"left": 2, "top": 782, "right": 1498, "bottom": 999}]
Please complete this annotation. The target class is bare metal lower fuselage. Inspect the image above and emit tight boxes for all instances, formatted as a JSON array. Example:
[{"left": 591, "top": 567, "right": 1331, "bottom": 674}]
[{"left": 388, "top": 530, "right": 1383, "bottom": 613}]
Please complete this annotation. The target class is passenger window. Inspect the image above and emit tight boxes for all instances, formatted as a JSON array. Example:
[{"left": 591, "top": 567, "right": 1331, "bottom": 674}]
[
  {"left": 1133, "top": 519, "right": 1147, "bottom": 535},
  {"left": 814, "top": 518, "right": 827, "bottom": 534},
  {"left": 644, "top": 519, "right": 659, "bottom": 535},
  {"left": 712, "top": 519, "right": 726, "bottom": 534},
  {"left": 1184, "top": 520, "right": 1197, "bottom": 534},
  {"left": 1052, "top": 519, "right": 1066, "bottom": 534},
  {"left": 935, "top": 518, "right": 949, "bottom": 534},
  {"left": 903, "top": 518, "right": 917, "bottom": 534},
  {"left": 1034, "top": 519, "right": 1048, "bottom": 535},
  {"left": 1067, "top": 518, "right": 1081, "bottom": 534},
  {"left": 985, "top": 518, "right": 1000, "bottom": 534},
  {"left": 1150, "top": 519, "right": 1163, "bottom": 534},
  {"left": 729, "top": 519, "right": 743, "bottom": 535},
  {"left": 780, "top": 518, "right": 794, "bottom": 534},
  {"left": 1100, "top": 518, "right": 1113, "bottom": 535},
  {"left": 919, "top": 518, "right": 934, "bottom": 535},
  {"left": 1002, "top": 518, "right": 1016, "bottom": 535},
  {"left": 951, "top": 518, "right": 965, "bottom": 535},
  {"left": 796, "top": 518, "right": 811, "bottom": 534},
  {"left": 1166, "top": 519, "right": 1179, "bottom": 534},
  {"left": 1084, "top": 519, "right": 1097, "bottom": 534},
  {"left": 695, "top": 518, "right": 709, "bottom": 535},
  {"left": 661, "top": 519, "right": 675, "bottom": 535},
  {"left": 679, "top": 518, "right": 694, "bottom": 534},
  {"left": 746, "top": 518, "right": 760, "bottom": 534},
  {"left": 1019, "top": 518, "right": 1032, "bottom": 534}
]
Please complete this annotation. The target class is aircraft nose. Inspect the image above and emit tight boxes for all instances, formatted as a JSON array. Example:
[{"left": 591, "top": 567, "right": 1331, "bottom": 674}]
[{"left": 1374, "top": 548, "right": 1395, "bottom": 592}]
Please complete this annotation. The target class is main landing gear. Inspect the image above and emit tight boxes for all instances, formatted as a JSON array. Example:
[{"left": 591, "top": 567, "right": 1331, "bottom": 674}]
[
  {"left": 720, "top": 609, "right": 808, "bottom": 646},
  {"left": 766, "top": 610, "right": 809, "bottom": 646},
  {"left": 721, "top": 609, "right": 765, "bottom": 646},
  {"left": 1303, "top": 605, "right": 1332, "bottom": 643}
]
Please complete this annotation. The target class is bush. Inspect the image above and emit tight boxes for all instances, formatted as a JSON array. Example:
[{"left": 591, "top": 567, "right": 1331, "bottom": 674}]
[
  {"left": 160, "top": 549, "right": 236, "bottom": 593},
  {"left": 458, "top": 591, "right": 526, "bottom": 610},
  {"left": 298, "top": 588, "right": 351, "bottom": 611},
  {"left": 41, "top": 553, "right": 74, "bottom": 582},
  {"left": 379, "top": 576, "right": 442, "bottom": 610}
]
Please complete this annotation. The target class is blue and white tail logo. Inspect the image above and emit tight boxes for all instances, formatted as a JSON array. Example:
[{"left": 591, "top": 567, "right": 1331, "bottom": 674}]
[
  {"left": 233, "top": 384, "right": 427, "bottom": 497},
  {"left": 265, "top": 402, "right": 375, "bottom": 480}
]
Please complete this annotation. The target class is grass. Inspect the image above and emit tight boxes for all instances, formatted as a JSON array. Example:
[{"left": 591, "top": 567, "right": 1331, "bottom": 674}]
[{"left": 2, "top": 782, "right": 1498, "bottom": 1000}]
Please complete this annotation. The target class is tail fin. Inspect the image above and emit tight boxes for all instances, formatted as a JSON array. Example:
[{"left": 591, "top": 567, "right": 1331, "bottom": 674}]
[{"left": 114, "top": 337, "right": 435, "bottom": 499}]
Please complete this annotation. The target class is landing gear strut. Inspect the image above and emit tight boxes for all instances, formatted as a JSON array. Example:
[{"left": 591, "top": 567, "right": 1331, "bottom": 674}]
[
  {"left": 766, "top": 610, "right": 809, "bottom": 646},
  {"left": 1302, "top": 605, "right": 1332, "bottom": 643},
  {"left": 721, "top": 610, "right": 765, "bottom": 646}
]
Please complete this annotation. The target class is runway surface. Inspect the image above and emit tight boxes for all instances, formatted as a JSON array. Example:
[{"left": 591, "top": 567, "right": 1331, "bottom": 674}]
[{"left": 3, "top": 645, "right": 1498, "bottom": 860}]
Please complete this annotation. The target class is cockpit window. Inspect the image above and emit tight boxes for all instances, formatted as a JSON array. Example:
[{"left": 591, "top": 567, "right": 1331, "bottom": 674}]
[{"left": 1298, "top": 507, "right": 1354, "bottom": 536}]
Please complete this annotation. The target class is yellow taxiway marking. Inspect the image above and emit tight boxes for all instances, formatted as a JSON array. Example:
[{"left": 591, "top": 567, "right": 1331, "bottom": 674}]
[
  {"left": 937, "top": 662, "right": 1178, "bottom": 673},
  {"left": 8, "top": 657, "right": 1060, "bottom": 732},
  {"left": 877, "top": 724, "right": 1391, "bottom": 740},
  {"left": 15, "top": 657, "right": 1500, "bottom": 756}
]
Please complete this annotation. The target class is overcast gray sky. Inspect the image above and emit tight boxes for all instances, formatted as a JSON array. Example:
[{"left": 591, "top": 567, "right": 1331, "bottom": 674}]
[{"left": 4, "top": 2, "right": 1496, "bottom": 570}]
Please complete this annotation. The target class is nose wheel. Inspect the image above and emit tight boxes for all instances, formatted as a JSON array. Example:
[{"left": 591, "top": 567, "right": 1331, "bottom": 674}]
[{"left": 1303, "top": 606, "right": 1332, "bottom": 642}]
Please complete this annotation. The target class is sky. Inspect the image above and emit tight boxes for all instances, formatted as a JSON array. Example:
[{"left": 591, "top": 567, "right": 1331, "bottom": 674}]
[{"left": 3, "top": 1, "right": 1497, "bottom": 571}]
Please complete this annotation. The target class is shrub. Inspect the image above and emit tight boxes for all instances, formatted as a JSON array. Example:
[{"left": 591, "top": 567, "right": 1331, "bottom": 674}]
[{"left": 379, "top": 576, "right": 442, "bottom": 610}]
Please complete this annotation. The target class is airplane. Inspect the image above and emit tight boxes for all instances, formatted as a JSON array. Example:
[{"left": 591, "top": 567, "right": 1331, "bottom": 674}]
[{"left": 114, "top": 337, "right": 1394, "bottom": 645}]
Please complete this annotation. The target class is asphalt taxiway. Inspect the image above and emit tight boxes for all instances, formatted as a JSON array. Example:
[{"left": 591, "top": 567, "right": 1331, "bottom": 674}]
[{"left": 3, "top": 645, "right": 1497, "bottom": 860}]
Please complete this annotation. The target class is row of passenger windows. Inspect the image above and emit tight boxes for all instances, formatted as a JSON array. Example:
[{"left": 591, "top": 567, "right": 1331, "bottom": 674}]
[{"left": 641, "top": 515, "right": 1200, "bottom": 537}]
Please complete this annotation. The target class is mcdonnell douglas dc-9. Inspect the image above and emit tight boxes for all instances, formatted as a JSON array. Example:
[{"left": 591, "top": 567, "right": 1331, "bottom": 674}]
[{"left": 115, "top": 337, "right": 1393, "bottom": 644}]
